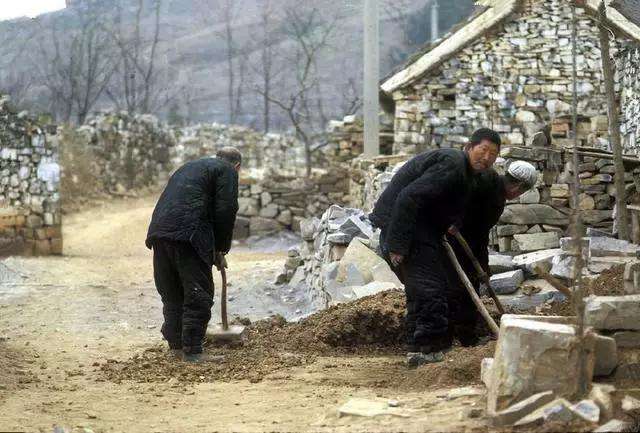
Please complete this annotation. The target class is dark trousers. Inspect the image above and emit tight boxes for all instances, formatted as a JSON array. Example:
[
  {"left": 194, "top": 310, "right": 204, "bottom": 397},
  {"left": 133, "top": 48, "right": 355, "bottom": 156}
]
[
  {"left": 380, "top": 230, "right": 450, "bottom": 347},
  {"left": 152, "top": 239, "right": 214, "bottom": 354}
]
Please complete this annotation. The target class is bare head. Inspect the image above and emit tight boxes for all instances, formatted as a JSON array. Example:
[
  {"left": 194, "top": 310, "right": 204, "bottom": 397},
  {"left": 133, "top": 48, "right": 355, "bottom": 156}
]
[
  {"left": 216, "top": 147, "right": 242, "bottom": 172},
  {"left": 464, "top": 128, "right": 501, "bottom": 172},
  {"left": 504, "top": 160, "right": 538, "bottom": 200}
]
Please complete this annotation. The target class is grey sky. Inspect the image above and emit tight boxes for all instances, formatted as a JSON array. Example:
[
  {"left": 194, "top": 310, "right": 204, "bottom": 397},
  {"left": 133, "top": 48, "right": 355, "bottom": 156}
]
[{"left": 0, "top": 0, "right": 66, "bottom": 20}]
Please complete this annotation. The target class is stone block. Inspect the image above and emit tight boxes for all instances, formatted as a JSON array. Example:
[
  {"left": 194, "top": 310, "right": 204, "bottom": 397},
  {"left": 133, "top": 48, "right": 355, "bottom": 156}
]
[
  {"left": 585, "top": 295, "right": 640, "bottom": 331},
  {"left": 594, "top": 335, "right": 618, "bottom": 377},
  {"left": 513, "top": 232, "right": 559, "bottom": 252},
  {"left": 550, "top": 183, "right": 570, "bottom": 198},
  {"left": 327, "top": 232, "right": 351, "bottom": 245},
  {"left": 490, "top": 270, "right": 524, "bottom": 295},
  {"left": 26, "top": 214, "right": 43, "bottom": 228},
  {"left": 570, "top": 399, "right": 601, "bottom": 423},
  {"left": 259, "top": 203, "right": 279, "bottom": 219},
  {"left": 514, "top": 398, "right": 575, "bottom": 426},
  {"left": 613, "top": 331, "right": 640, "bottom": 348},
  {"left": 487, "top": 316, "right": 593, "bottom": 413},
  {"left": 336, "top": 239, "right": 386, "bottom": 285},
  {"left": 512, "top": 249, "right": 562, "bottom": 276},
  {"left": 329, "top": 244, "right": 348, "bottom": 262},
  {"left": 490, "top": 391, "right": 555, "bottom": 427},
  {"left": 593, "top": 419, "right": 634, "bottom": 432},
  {"left": 276, "top": 210, "right": 292, "bottom": 226},
  {"left": 496, "top": 224, "right": 528, "bottom": 237},
  {"left": 500, "top": 204, "right": 569, "bottom": 226},
  {"left": 489, "top": 254, "right": 516, "bottom": 274},
  {"left": 590, "top": 237, "right": 639, "bottom": 257},
  {"left": 589, "top": 384, "right": 616, "bottom": 420},
  {"left": 587, "top": 228, "right": 614, "bottom": 238},
  {"left": 249, "top": 217, "right": 281, "bottom": 236},
  {"left": 519, "top": 189, "right": 540, "bottom": 204},
  {"left": 339, "top": 215, "right": 374, "bottom": 240},
  {"left": 45, "top": 226, "right": 62, "bottom": 239},
  {"left": 498, "top": 236, "right": 512, "bottom": 253},
  {"left": 371, "top": 262, "right": 403, "bottom": 288},
  {"left": 300, "top": 218, "right": 319, "bottom": 241}
]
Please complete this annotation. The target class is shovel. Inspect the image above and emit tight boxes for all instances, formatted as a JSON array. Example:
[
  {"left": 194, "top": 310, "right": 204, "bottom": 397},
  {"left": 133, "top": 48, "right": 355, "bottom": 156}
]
[
  {"left": 450, "top": 230, "right": 505, "bottom": 315},
  {"left": 209, "top": 256, "right": 247, "bottom": 343}
]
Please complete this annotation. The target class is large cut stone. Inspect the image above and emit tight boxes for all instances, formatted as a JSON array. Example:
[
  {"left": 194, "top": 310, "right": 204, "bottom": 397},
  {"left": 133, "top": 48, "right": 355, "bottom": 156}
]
[
  {"left": 300, "top": 218, "right": 319, "bottom": 240},
  {"left": 497, "top": 224, "right": 528, "bottom": 236},
  {"left": 371, "top": 262, "right": 403, "bottom": 288},
  {"left": 582, "top": 210, "right": 614, "bottom": 225},
  {"left": 519, "top": 189, "right": 540, "bottom": 204},
  {"left": 590, "top": 237, "right": 640, "bottom": 257},
  {"left": 490, "top": 270, "right": 524, "bottom": 295},
  {"left": 594, "top": 335, "right": 618, "bottom": 377},
  {"left": 513, "top": 232, "right": 560, "bottom": 252},
  {"left": 613, "top": 331, "right": 640, "bottom": 348},
  {"left": 487, "top": 315, "right": 593, "bottom": 413},
  {"left": 336, "top": 239, "right": 386, "bottom": 285},
  {"left": 490, "top": 391, "right": 555, "bottom": 427},
  {"left": 514, "top": 398, "right": 576, "bottom": 426},
  {"left": 489, "top": 254, "right": 516, "bottom": 274},
  {"left": 584, "top": 295, "right": 640, "bottom": 331},
  {"left": 500, "top": 204, "right": 569, "bottom": 226},
  {"left": 512, "top": 249, "right": 562, "bottom": 275}
]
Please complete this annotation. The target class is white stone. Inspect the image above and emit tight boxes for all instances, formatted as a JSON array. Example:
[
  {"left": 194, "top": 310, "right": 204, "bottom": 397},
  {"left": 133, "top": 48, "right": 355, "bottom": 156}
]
[
  {"left": 481, "top": 358, "right": 494, "bottom": 388},
  {"left": 487, "top": 316, "right": 593, "bottom": 413},
  {"left": 371, "top": 262, "right": 403, "bottom": 288},
  {"left": 490, "top": 391, "right": 555, "bottom": 427},
  {"left": 593, "top": 419, "right": 634, "bottom": 432},
  {"left": 352, "top": 281, "right": 398, "bottom": 299},
  {"left": 585, "top": 295, "right": 640, "bottom": 331},
  {"left": 512, "top": 248, "right": 561, "bottom": 275},
  {"left": 489, "top": 254, "right": 516, "bottom": 274},
  {"left": 336, "top": 239, "right": 387, "bottom": 285},
  {"left": 590, "top": 237, "right": 640, "bottom": 257},
  {"left": 570, "top": 399, "right": 600, "bottom": 423},
  {"left": 259, "top": 203, "right": 279, "bottom": 219},
  {"left": 513, "top": 232, "right": 559, "bottom": 252},
  {"left": 514, "top": 398, "right": 575, "bottom": 426},
  {"left": 519, "top": 189, "right": 540, "bottom": 204}
]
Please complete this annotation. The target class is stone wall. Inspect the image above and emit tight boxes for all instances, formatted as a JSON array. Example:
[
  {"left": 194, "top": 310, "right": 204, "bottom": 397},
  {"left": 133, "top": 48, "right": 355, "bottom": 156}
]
[
  {"left": 75, "top": 112, "right": 177, "bottom": 194},
  {"left": 391, "top": 0, "right": 623, "bottom": 155},
  {"left": 0, "top": 96, "right": 61, "bottom": 256},
  {"left": 176, "top": 123, "right": 305, "bottom": 173},
  {"left": 620, "top": 43, "right": 640, "bottom": 155},
  {"left": 234, "top": 167, "right": 351, "bottom": 239},
  {"left": 325, "top": 114, "right": 395, "bottom": 163}
]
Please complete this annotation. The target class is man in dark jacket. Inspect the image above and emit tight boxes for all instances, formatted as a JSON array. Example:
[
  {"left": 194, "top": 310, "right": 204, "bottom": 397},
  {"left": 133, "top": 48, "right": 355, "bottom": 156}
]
[
  {"left": 146, "top": 147, "right": 241, "bottom": 362},
  {"left": 447, "top": 161, "right": 538, "bottom": 346},
  {"left": 370, "top": 128, "right": 501, "bottom": 361}
]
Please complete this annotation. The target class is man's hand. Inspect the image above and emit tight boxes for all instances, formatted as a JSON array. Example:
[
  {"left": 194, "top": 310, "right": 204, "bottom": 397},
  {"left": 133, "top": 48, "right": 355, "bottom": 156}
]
[
  {"left": 389, "top": 252, "right": 404, "bottom": 268},
  {"left": 215, "top": 252, "right": 228, "bottom": 271},
  {"left": 447, "top": 225, "right": 459, "bottom": 236}
]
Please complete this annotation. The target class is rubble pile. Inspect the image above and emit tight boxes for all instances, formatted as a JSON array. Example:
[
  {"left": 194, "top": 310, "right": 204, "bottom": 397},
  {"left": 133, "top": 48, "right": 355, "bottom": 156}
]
[
  {"left": 0, "top": 95, "right": 61, "bottom": 256},
  {"left": 234, "top": 167, "right": 350, "bottom": 239},
  {"left": 75, "top": 112, "right": 177, "bottom": 194},
  {"left": 277, "top": 204, "right": 403, "bottom": 309},
  {"left": 177, "top": 123, "right": 305, "bottom": 173}
]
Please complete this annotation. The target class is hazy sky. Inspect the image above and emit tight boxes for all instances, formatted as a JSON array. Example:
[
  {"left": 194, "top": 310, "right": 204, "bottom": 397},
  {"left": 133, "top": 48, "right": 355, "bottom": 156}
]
[{"left": 0, "top": 0, "right": 66, "bottom": 20}]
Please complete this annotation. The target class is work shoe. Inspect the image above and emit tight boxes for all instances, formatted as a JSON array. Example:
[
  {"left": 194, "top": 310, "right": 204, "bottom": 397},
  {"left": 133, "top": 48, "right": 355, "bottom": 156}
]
[
  {"left": 406, "top": 351, "right": 445, "bottom": 368},
  {"left": 168, "top": 348, "right": 183, "bottom": 360},
  {"left": 182, "top": 352, "right": 226, "bottom": 364}
]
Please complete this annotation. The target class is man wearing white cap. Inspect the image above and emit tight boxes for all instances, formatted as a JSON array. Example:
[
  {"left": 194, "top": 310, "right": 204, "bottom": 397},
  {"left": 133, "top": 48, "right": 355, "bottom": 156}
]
[{"left": 445, "top": 160, "right": 539, "bottom": 347}]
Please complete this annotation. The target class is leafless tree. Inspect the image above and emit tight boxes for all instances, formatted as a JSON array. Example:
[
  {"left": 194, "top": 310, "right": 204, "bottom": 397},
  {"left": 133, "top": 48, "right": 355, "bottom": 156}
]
[
  {"left": 0, "top": 66, "right": 34, "bottom": 109},
  {"left": 251, "top": 0, "right": 282, "bottom": 133},
  {"left": 259, "top": 7, "right": 338, "bottom": 177},
  {"left": 31, "top": 10, "right": 117, "bottom": 124},
  {"left": 105, "top": 0, "right": 165, "bottom": 114}
]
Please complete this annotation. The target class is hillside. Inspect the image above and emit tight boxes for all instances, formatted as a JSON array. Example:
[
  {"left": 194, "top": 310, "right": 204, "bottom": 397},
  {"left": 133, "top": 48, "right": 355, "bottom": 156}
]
[{"left": 0, "top": 0, "right": 475, "bottom": 129}]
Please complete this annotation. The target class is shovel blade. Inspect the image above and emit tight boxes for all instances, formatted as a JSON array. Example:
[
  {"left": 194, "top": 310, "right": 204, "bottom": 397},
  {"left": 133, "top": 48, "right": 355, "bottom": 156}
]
[{"left": 207, "top": 324, "right": 247, "bottom": 342}]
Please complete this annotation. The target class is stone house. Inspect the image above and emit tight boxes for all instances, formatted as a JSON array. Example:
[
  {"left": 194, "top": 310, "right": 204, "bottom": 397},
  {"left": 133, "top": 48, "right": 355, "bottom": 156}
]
[{"left": 380, "top": 0, "right": 640, "bottom": 155}]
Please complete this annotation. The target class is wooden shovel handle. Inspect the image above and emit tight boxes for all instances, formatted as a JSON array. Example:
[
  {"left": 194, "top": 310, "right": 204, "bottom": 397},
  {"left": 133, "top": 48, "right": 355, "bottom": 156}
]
[
  {"left": 443, "top": 240, "right": 500, "bottom": 336},
  {"left": 220, "top": 267, "right": 229, "bottom": 331}
]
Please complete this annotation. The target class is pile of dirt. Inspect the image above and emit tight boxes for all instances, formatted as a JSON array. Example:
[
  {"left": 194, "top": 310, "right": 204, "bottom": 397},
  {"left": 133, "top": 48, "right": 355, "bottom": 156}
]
[
  {"left": 0, "top": 342, "right": 39, "bottom": 401},
  {"left": 586, "top": 265, "right": 626, "bottom": 296}
]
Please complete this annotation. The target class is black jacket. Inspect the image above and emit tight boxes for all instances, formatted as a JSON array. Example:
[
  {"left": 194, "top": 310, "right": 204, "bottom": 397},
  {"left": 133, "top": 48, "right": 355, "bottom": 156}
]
[
  {"left": 146, "top": 158, "right": 239, "bottom": 266},
  {"left": 370, "top": 148, "right": 475, "bottom": 256},
  {"left": 454, "top": 169, "right": 506, "bottom": 275}
]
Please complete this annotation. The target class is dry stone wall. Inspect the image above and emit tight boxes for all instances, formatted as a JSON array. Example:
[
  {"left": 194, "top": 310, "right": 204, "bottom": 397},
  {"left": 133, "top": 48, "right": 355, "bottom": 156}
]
[
  {"left": 0, "top": 96, "right": 61, "bottom": 256},
  {"left": 620, "top": 43, "right": 640, "bottom": 155},
  {"left": 391, "top": 0, "right": 624, "bottom": 155}
]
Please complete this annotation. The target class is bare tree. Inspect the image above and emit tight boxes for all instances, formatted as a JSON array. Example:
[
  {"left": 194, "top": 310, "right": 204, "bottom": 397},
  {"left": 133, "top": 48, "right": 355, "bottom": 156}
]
[
  {"left": 0, "top": 66, "right": 34, "bottom": 109},
  {"left": 31, "top": 10, "right": 117, "bottom": 124},
  {"left": 259, "top": 7, "right": 338, "bottom": 176},
  {"left": 106, "top": 0, "right": 165, "bottom": 114}
]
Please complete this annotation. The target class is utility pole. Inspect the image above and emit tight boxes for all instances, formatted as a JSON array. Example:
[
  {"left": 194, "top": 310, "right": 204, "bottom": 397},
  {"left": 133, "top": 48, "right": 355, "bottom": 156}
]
[
  {"left": 599, "top": 2, "right": 629, "bottom": 240},
  {"left": 431, "top": 0, "right": 440, "bottom": 42},
  {"left": 363, "top": 0, "right": 379, "bottom": 158}
]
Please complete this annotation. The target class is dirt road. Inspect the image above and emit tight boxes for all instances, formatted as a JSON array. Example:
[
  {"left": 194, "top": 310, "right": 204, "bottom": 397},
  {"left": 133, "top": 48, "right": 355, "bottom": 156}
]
[{"left": 0, "top": 195, "right": 487, "bottom": 433}]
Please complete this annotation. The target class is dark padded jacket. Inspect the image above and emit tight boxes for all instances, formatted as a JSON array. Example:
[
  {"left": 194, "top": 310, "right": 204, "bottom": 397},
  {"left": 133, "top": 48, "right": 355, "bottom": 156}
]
[
  {"left": 370, "top": 148, "right": 475, "bottom": 256},
  {"left": 454, "top": 169, "right": 506, "bottom": 275},
  {"left": 145, "top": 158, "right": 239, "bottom": 266}
]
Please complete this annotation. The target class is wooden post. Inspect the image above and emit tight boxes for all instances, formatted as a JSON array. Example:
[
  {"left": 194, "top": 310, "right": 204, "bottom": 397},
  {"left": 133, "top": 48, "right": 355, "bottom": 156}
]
[{"left": 599, "top": 2, "right": 629, "bottom": 240}]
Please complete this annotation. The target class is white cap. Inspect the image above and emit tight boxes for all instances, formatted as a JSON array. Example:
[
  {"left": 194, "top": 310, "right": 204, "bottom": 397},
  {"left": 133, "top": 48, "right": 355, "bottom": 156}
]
[{"left": 507, "top": 161, "right": 538, "bottom": 189}]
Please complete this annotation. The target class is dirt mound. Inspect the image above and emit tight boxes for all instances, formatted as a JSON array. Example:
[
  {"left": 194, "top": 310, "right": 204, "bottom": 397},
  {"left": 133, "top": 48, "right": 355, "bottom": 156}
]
[
  {"left": 0, "top": 342, "right": 39, "bottom": 401},
  {"left": 586, "top": 265, "right": 626, "bottom": 296}
]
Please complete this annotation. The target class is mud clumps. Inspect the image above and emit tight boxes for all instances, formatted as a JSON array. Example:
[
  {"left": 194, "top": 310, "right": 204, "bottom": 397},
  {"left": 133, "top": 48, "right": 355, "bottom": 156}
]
[
  {"left": 586, "top": 265, "right": 626, "bottom": 296},
  {"left": 0, "top": 342, "right": 39, "bottom": 401}
]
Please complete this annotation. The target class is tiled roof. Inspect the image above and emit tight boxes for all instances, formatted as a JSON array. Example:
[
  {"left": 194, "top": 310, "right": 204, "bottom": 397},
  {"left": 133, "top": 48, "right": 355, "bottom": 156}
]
[{"left": 611, "top": 0, "right": 640, "bottom": 28}]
